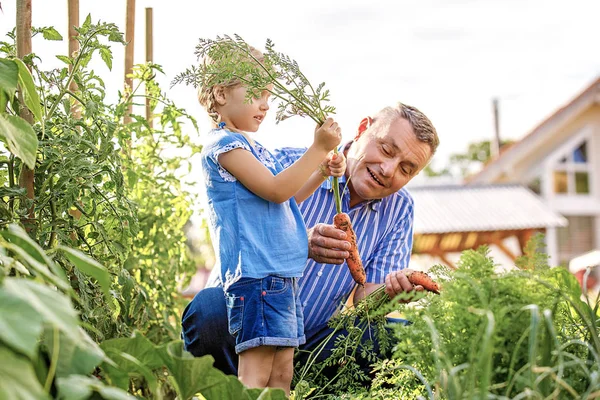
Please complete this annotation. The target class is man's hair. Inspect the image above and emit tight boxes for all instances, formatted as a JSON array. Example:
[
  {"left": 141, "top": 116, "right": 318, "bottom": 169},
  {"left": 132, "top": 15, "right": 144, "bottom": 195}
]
[
  {"left": 197, "top": 46, "right": 265, "bottom": 123},
  {"left": 373, "top": 102, "right": 439, "bottom": 155}
]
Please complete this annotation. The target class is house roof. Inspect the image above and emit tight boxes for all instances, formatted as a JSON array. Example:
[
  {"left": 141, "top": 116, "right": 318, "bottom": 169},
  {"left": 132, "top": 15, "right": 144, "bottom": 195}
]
[
  {"left": 410, "top": 184, "right": 567, "bottom": 234},
  {"left": 469, "top": 76, "right": 600, "bottom": 184}
]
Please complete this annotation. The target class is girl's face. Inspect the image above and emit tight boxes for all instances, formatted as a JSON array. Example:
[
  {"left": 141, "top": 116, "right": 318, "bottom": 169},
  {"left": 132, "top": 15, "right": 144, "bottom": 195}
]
[{"left": 217, "top": 85, "right": 271, "bottom": 133}]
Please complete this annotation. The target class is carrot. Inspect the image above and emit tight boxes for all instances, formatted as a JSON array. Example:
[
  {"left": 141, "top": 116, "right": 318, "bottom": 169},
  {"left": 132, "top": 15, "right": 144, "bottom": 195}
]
[
  {"left": 334, "top": 212, "right": 366, "bottom": 286},
  {"left": 406, "top": 270, "right": 441, "bottom": 294}
]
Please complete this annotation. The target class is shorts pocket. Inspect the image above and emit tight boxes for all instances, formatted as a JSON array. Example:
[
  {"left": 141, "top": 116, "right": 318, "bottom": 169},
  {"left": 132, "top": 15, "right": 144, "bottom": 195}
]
[
  {"left": 225, "top": 293, "right": 244, "bottom": 336},
  {"left": 266, "top": 276, "right": 287, "bottom": 294}
]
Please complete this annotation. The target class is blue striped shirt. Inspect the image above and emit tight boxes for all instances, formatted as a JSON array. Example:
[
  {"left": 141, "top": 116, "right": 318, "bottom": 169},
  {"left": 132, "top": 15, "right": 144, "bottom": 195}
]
[{"left": 274, "top": 147, "right": 415, "bottom": 332}]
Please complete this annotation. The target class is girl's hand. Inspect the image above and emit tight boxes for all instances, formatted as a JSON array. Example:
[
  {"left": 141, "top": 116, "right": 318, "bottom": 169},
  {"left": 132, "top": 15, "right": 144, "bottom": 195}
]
[
  {"left": 314, "top": 118, "right": 342, "bottom": 153},
  {"left": 319, "top": 152, "right": 346, "bottom": 178}
]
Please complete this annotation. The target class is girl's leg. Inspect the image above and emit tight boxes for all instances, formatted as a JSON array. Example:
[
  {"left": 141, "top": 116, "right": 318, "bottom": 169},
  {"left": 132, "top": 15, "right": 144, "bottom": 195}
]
[
  {"left": 238, "top": 345, "right": 276, "bottom": 389},
  {"left": 267, "top": 347, "right": 294, "bottom": 395}
]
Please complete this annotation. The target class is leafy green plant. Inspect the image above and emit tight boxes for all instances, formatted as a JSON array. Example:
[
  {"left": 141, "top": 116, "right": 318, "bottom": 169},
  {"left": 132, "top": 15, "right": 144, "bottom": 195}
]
[
  {"left": 381, "top": 245, "right": 600, "bottom": 399},
  {"left": 2, "top": 16, "right": 200, "bottom": 344},
  {"left": 293, "top": 236, "right": 600, "bottom": 399}
]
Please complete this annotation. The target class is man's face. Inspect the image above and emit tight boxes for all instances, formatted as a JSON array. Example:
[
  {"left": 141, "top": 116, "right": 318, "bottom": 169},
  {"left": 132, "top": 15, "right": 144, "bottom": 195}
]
[{"left": 346, "top": 117, "right": 432, "bottom": 205}]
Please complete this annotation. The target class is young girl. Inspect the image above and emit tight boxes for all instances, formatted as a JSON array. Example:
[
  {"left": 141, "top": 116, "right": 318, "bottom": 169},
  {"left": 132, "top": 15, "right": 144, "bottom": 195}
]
[{"left": 197, "top": 47, "right": 345, "bottom": 394}]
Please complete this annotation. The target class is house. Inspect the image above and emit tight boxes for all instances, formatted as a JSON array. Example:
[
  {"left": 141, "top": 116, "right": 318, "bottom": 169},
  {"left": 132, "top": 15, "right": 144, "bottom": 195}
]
[
  {"left": 409, "top": 184, "right": 566, "bottom": 270},
  {"left": 468, "top": 76, "right": 600, "bottom": 266}
]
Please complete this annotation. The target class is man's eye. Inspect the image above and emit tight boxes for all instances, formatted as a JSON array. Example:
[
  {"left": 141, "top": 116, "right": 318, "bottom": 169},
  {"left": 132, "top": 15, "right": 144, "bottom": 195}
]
[{"left": 381, "top": 145, "right": 392, "bottom": 156}]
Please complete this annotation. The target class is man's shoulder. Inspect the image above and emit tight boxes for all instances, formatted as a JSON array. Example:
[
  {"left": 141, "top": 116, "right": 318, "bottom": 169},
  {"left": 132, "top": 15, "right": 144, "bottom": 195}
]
[
  {"left": 272, "top": 147, "right": 308, "bottom": 165},
  {"left": 386, "top": 187, "right": 415, "bottom": 208}
]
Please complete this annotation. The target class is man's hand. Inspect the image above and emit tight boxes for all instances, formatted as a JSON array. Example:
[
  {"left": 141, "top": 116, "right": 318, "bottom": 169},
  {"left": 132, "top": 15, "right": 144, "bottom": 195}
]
[
  {"left": 384, "top": 269, "right": 424, "bottom": 302},
  {"left": 307, "top": 223, "right": 350, "bottom": 264}
]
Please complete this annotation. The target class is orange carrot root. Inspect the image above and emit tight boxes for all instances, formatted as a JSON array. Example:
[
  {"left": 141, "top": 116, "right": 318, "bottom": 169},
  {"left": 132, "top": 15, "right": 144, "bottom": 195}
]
[
  {"left": 406, "top": 271, "right": 441, "bottom": 294},
  {"left": 334, "top": 212, "right": 366, "bottom": 286}
]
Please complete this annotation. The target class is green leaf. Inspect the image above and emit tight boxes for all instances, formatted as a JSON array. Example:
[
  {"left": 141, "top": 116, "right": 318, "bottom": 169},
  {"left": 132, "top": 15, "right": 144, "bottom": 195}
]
[
  {"left": 1, "top": 87, "right": 8, "bottom": 112},
  {"left": 2, "top": 278, "right": 81, "bottom": 341},
  {"left": 101, "top": 350, "right": 158, "bottom": 395},
  {"left": 56, "top": 55, "right": 73, "bottom": 65},
  {"left": 0, "top": 346, "right": 50, "bottom": 400},
  {"left": 100, "top": 332, "right": 164, "bottom": 391},
  {"left": 108, "top": 31, "right": 125, "bottom": 44},
  {"left": 100, "top": 332, "right": 164, "bottom": 370},
  {"left": 60, "top": 246, "right": 111, "bottom": 297},
  {"left": 44, "top": 326, "right": 105, "bottom": 379},
  {"left": 82, "top": 14, "right": 92, "bottom": 31},
  {"left": 0, "top": 58, "right": 18, "bottom": 98},
  {"left": 41, "top": 27, "right": 63, "bottom": 41},
  {"left": 99, "top": 47, "right": 113, "bottom": 71},
  {"left": 0, "top": 288, "right": 43, "bottom": 358},
  {"left": 56, "top": 375, "right": 136, "bottom": 400},
  {"left": 1, "top": 224, "right": 68, "bottom": 288},
  {"left": 0, "top": 113, "right": 38, "bottom": 169},
  {"left": 159, "top": 341, "right": 230, "bottom": 400},
  {"left": 13, "top": 58, "right": 43, "bottom": 124}
]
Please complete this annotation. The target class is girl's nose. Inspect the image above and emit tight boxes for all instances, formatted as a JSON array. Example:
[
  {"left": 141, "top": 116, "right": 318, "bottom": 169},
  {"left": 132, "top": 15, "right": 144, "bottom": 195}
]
[{"left": 259, "top": 99, "right": 269, "bottom": 111}]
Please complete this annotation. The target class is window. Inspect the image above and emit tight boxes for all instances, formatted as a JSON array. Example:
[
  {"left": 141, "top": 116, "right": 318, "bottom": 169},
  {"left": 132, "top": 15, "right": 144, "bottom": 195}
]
[
  {"left": 557, "top": 215, "right": 596, "bottom": 265},
  {"left": 552, "top": 140, "right": 592, "bottom": 195}
]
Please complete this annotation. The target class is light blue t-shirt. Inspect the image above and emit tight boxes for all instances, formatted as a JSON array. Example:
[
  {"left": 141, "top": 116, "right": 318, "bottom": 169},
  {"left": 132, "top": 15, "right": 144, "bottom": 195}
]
[{"left": 200, "top": 129, "right": 308, "bottom": 289}]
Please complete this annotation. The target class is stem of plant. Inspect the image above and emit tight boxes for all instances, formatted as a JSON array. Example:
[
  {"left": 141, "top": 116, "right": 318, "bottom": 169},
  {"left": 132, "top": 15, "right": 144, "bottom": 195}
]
[{"left": 44, "top": 325, "right": 60, "bottom": 393}]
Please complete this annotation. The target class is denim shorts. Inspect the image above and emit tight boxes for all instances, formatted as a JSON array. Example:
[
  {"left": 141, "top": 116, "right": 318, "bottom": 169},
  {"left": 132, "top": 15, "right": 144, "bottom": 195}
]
[{"left": 225, "top": 276, "right": 306, "bottom": 354}]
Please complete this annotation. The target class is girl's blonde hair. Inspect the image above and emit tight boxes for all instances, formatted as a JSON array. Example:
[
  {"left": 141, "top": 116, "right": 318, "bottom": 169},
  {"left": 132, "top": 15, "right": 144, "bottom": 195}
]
[{"left": 197, "top": 46, "right": 265, "bottom": 123}]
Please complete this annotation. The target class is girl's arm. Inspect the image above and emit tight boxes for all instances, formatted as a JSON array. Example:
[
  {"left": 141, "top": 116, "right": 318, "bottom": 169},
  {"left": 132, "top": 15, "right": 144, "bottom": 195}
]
[{"left": 219, "top": 119, "right": 341, "bottom": 204}]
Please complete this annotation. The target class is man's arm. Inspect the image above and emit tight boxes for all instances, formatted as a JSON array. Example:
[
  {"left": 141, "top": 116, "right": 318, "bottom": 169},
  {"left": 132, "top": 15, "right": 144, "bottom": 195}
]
[
  {"left": 350, "top": 204, "right": 420, "bottom": 305},
  {"left": 307, "top": 201, "right": 422, "bottom": 305}
]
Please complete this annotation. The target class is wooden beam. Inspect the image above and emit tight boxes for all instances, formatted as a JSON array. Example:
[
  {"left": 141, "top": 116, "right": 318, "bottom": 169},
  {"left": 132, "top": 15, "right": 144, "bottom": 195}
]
[
  {"left": 16, "top": 0, "right": 35, "bottom": 233},
  {"left": 68, "top": 0, "right": 83, "bottom": 241},
  {"left": 518, "top": 229, "right": 536, "bottom": 254},
  {"left": 493, "top": 240, "right": 517, "bottom": 261},
  {"left": 124, "top": 0, "right": 136, "bottom": 126},
  {"left": 145, "top": 7, "right": 153, "bottom": 128},
  {"left": 438, "top": 253, "right": 457, "bottom": 270}
]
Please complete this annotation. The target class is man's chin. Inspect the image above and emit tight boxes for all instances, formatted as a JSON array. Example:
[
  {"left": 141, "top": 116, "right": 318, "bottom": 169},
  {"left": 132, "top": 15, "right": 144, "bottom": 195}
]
[{"left": 354, "top": 184, "right": 388, "bottom": 202}]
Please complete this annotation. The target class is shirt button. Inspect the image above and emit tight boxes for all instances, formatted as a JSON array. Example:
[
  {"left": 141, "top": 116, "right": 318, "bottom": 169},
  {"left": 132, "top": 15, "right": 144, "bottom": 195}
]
[
  {"left": 317, "top": 271, "right": 323, "bottom": 277},
  {"left": 303, "top": 302, "right": 308, "bottom": 307}
]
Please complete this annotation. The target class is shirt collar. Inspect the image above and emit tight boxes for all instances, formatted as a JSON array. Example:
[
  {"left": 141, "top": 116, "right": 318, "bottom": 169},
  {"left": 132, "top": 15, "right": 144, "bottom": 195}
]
[{"left": 320, "top": 176, "right": 383, "bottom": 212}]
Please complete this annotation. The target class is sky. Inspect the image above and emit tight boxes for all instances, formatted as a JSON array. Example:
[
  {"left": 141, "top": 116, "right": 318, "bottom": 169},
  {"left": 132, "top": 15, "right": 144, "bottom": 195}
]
[{"left": 1, "top": 0, "right": 599, "bottom": 175}]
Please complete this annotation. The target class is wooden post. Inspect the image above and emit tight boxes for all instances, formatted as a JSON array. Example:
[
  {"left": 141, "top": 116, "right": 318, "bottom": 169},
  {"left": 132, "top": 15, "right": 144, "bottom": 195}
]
[
  {"left": 491, "top": 97, "right": 501, "bottom": 159},
  {"left": 16, "top": 0, "right": 35, "bottom": 233},
  {"left": 68, "top": 0, "right": 80, "bottom": 117},
  {"left": 68, "top": 0, "right": 83, "bottom": 241},
  {"left": 124, "top": 0, "right": 136, "bottom": 125},
  {"left": 145, "top": 7, "right": 153, "bottom": 128}
]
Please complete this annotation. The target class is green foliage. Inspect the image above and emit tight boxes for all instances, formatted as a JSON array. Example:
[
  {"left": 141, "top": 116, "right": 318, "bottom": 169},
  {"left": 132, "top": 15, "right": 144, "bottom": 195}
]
[
  {"left": 383, "top": 248, "right": 600, "bottom": 399},
  {"left": 172, "top": 34, "right": 335, "bottom": 125},
  {"left": 294, "top": 242, "right": 600, "bottom": 399}
]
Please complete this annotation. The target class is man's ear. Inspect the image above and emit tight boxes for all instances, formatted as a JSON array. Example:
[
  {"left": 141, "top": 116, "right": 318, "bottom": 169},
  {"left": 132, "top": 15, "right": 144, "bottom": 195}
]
[
  {"left": 355, "top": 116, "right": 373, "bottom": 140},
  {"left": 213, "top": 85, "right": 227, "bottom": 106}
]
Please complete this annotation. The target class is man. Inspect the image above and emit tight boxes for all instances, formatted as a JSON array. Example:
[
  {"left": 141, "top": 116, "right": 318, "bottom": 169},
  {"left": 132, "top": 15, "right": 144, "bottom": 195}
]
[{"left": 182, "top": 102, "right": 439, "bottom": 375}]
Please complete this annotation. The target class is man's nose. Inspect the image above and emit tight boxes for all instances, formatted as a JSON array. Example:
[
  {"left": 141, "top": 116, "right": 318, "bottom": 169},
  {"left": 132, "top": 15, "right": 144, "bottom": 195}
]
[{"left": 381, "top": 160, "right": 396, "bottom": 177}]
